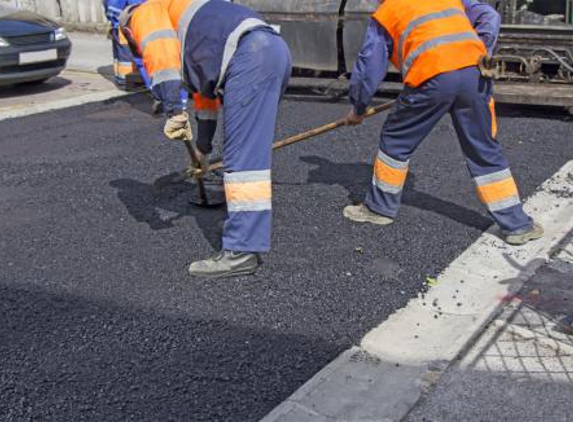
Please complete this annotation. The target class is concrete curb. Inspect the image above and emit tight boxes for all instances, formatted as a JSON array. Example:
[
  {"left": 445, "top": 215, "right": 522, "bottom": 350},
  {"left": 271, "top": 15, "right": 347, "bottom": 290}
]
[{"left": 261, "top": 161, "right": 573, "bottom": 422}]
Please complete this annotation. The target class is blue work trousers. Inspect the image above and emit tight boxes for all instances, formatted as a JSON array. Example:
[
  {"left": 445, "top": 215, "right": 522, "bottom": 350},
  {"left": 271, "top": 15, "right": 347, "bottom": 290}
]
[
  {"left": 111, "top": 28, "right": 134, "bottom": 86},
  {"left": 221, "top": 30, "right": 292, "bottom": 252},
  {"left": 365, "top": 66, "right": 532, "bottom": 234}
]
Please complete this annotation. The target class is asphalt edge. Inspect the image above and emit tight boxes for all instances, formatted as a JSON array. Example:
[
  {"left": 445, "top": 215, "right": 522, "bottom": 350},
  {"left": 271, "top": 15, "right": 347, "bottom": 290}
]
[{"left": 261, "top": 161, "right": 573, "bottom": 422}]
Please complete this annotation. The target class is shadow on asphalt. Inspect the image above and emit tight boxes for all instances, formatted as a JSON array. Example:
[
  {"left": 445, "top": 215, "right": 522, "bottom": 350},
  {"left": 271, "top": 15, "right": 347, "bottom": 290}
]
[
  {"left": 113, "top": 91, "right": 165, "bottom": 118},
  {"left": 301, "top": 155, "right": 492, "bottom": 231},
  {"left": 0, "top": 282, "right": 334, "bottom": 421},
  {"left": 109, "top": 176, "right": 226, "bottom": 250}
]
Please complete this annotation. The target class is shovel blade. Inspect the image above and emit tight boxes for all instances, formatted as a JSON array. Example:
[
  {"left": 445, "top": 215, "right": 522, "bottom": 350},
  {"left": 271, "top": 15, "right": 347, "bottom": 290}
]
[{"left": 189, "top": 171, "right": 226, "bottom": 208}]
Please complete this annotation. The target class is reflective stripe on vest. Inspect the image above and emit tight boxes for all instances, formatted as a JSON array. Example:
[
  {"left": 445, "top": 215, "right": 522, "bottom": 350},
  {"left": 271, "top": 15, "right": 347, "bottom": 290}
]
[
  {"left": 141, "top": 29, "right": 178, "bottom": 53},
  {"left": 216, "top": 17, "right": 269, "bottom": 90},
  {"left": 151, "top": 68, "right": 181, "bottom": 87},
  {"left": 397, "top": 8, "right": 463, "bottom": 69},
  {"left": 196, "top": 110, "right": 219, "bottom": 120},
  {"left": 177, "top": 0, "right": 210, "bottom": 60},
  {"left": 176, "top": 1, "right": 270, "bottom": 92},
  {"left": 403, "top": 31, "right": 480, "bottom": 77}
]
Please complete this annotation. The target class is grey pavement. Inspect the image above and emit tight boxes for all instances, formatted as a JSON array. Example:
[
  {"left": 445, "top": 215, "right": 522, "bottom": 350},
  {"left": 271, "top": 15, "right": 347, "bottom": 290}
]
[
  {"left": 406, "top": 238, "right": 573, "bottom": 422},
  {"left": 67, "top": 31, "right": 113, "bottom": 74}
]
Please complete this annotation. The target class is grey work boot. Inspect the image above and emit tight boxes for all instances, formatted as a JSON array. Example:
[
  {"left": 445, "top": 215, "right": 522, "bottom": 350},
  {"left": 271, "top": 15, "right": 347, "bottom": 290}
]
[
  {"left": 343, "top": 204, "right": 394, "bottom": 226},
  {"left": 188, "top": 250, "right": 261, "bottom": 279},
  {"left": 504, "top": 222, "right": 544, "bottom": 246}
]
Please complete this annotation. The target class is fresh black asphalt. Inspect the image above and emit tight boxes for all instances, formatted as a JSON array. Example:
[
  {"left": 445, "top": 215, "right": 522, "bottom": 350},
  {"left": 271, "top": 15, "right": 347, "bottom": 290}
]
[{"left": 1, "top": 94, "right": 572, "bottom": 421}]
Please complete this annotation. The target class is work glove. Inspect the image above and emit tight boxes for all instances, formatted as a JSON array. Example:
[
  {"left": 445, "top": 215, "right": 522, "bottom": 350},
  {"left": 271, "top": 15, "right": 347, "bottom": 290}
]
[
  {"left": 164, "top": 112, "right": 193, "bottom": 142},
  {"left": 478, "top": 55, "right": 497, "bottom": 79}
]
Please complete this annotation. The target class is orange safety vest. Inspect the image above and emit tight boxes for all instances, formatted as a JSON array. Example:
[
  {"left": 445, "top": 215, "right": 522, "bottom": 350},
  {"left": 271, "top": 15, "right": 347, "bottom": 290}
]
[
  {"left": 129, "top": 0, "right": 220, "bottom": 116},
  {"left": 373, "top": 0, "right": 487, "bottom": 87}
]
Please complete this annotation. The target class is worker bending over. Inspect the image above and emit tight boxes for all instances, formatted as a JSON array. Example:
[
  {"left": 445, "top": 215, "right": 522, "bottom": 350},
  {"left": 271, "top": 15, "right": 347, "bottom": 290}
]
[
  {"left": 344, "top": 0, "right": 543, "bottom": 245},
  {"left": 120, "top": 0, "right": 292, "bottom": 278}
]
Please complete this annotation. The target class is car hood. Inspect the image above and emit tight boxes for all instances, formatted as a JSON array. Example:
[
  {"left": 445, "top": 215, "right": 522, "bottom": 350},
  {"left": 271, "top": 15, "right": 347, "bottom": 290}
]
[{"left": 0, "top": 6, "right": 59, "bottom": 37}]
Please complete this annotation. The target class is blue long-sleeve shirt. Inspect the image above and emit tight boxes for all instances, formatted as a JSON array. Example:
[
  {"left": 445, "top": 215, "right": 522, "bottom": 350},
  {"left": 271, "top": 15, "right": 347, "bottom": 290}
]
[
  {"left": 102, "top": 0, "right": 128, "bottom": 28},
  {"left": 349, "top": 0, "right": 502, "bottom": 115}
]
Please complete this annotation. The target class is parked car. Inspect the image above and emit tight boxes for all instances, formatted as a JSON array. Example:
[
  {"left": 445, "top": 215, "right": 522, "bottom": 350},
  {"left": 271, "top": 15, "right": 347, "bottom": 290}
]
[{"left": 0, "top": 5, "right": 72, "bottom": 86}]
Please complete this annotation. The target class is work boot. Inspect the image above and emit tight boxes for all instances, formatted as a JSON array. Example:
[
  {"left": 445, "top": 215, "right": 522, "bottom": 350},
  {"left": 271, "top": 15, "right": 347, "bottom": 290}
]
[
  {"left": 503, "top": 222, "right": 544, "bottom": 246},
  {"left": 188, "top": 250, "right": 261, "bottom": 279},
  {"left": 343, "top": 204, "right": 394, "bottom": 226}
]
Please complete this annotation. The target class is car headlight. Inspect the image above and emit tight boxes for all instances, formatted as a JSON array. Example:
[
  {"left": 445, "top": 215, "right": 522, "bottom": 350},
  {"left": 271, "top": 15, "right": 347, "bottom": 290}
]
[
  {"left": 54, "top": 27, "right": 68, "bottom": 42},
  {"left": 0, "top": 36, "right": 10, "bottom": 47}
]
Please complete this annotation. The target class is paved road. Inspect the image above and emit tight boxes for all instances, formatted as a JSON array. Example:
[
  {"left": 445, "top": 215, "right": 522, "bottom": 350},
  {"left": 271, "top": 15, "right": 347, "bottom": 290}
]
[{"left": 0, "top": 95, "right": 571, "bottom": 421}]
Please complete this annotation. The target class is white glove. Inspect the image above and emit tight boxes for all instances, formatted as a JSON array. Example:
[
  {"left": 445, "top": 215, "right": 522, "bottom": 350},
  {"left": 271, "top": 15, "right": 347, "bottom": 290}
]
[{"left": 164, "top": 112, "right": 193, "bottom": 141}]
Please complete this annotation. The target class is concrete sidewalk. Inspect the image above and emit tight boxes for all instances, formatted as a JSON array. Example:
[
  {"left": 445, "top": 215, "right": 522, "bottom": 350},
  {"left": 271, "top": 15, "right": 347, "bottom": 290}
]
[
  {"left": 406, "top": 239, "right": 573, "bottom": 422},
  {"left": 67, "top": 31, "right": 113, "bottom": 74}
]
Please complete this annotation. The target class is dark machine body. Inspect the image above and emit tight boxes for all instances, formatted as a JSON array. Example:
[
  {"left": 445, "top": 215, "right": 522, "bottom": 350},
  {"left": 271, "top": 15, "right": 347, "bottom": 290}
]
[{"left": 235, "top": 0, "right": 573, "bottom": 109}]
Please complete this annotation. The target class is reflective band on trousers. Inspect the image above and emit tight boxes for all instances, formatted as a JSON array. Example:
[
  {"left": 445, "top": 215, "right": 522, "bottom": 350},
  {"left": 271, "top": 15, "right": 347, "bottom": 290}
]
[
  {"left": 114, "top": 61, "right": 133, "bottom": 77},
  {"left": 489, "top": 98, "right": 498, "bottom": 139},
  {"left": 177, "top": 0, "right": 210, "bottom": 62},
  {"left": 397, "top": 8, "right": 464, "bottom": 69},
  {"left": 475, "top": 169, "right": 521, "bottom": 212},
  {"left": 372, "top": 150, "right": 409, "bottom": 195},
  {"left": 402, "top": 31, "right": 480, "bottom": 77},
  {"left": 151, "top": 68, "right": 181, "bottom": 88},
  {"left": 141, "top": 29, "right": 178, "bottom": 53},
  {"left": 225, "top": 170, "right": 272, "bottom": 213},
  {"left": 216, "top": 18, "right": 271, "bottom": 91}
]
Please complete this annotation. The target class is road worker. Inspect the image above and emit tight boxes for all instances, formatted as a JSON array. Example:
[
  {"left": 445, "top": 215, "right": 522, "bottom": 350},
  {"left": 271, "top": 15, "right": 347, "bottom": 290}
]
[
  {"left": 102, "top": 0, "right": 150, "bottom": 88},
  {"left": 119, "top": 0, "right": 292, "bottom": 278},
  {"left": 344, "top": 0, "right": 543, "bottom": 246}
]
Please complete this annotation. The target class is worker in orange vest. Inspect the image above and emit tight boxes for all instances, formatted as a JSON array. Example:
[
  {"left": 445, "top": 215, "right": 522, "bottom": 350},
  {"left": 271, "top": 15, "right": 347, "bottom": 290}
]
[
  {"left": 119, "top": 0, "right": 291, "bottom": 278},
  {"left": 344, "top": 0, "right": 543, "bottom": 245},
  {"left": 102, "top": 0, "right": 142, "bottom": 88}
]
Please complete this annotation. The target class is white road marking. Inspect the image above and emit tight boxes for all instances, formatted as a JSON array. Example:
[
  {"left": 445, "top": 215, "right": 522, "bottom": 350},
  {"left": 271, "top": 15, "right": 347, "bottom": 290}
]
[{"left": 262, "top": 161, "right": 573, "bottom": 422}]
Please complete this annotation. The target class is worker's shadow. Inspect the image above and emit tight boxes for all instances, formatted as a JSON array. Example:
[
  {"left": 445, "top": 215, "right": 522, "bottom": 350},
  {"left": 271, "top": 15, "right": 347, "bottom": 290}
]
[
  {"left": 301, "top": 155, "right": 491, "bottom": 231},
  {"left": 109, "top": 175, "right": 226, "bottom": 250}
]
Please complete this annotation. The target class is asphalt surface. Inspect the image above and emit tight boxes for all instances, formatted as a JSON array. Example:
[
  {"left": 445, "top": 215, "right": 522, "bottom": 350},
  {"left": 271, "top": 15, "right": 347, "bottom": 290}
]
[{"left": 1, "top": 94, "right": 572, "bottom": 421}]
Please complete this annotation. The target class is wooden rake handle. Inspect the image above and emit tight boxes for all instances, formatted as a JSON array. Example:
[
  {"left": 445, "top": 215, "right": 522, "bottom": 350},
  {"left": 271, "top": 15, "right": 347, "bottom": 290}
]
[{"left": 206, "top": 100, "right": 396, "bottom": 173}]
